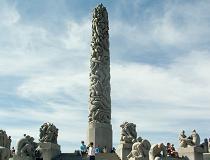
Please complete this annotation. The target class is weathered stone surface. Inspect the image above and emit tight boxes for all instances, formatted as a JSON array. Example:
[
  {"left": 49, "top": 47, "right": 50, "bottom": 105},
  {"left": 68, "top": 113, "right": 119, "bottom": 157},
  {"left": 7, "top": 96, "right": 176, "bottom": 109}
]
[
  {"left": 87, "top": 3, "right": 112, "bottom": 152},
  {"left": 88, "top": 3, "right": 111, "bottom": 124},
  {"left": 38, "top": 142, "right": 61, "bottom": 160},
  {"left": 149, "top": 143, "right": 167, "bottom": 160},
  {"left": 203, "top": 153, "right": 210, "bottom": 160},
  {"left": 116, "top": 122, "right": 138, "bottom": 160},
  {"left": 0, "top": 130, "right": 12, "bottom": 160},
  {"left": 88, "top": 122, "right": 112, "bottom": 152},
  {"left": 116, "top": 143, "right": 133, "bottom": 160},
  {"left": 39, "top": 122, "right": 58, "bottom": 144},
  {"left": 0, "top": 146, "right": 10, "bottom": 160},
  {"left": 179, "top": 130, "right": 200, "bottom": 148},
  {"left": 120, "top": 122, "right": 137, "bottom": 144},
  {"left": 15, "top": 134, "right": 37, "bottom": 160},
  {"left": 178, "top": 146, "right": 204, "bottom": 160},
  {"left": 0, "top": 130, "right": 11, "bottom": 149},
  {"left": 127, "top": 137, "right": 151, "bottom": 160}
]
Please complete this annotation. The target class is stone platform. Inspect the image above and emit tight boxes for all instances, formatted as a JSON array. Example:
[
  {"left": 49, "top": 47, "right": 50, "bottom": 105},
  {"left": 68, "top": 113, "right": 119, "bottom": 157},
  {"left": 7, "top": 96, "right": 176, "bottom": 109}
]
[
  {"left": 178, "top": 146, "right": 204, "bottom": 160},
  {"left": 39, "top": 142, "right": 61, "bottom": 160},
  {"left": 203, "top": 153, "right": 210, "bottom": 160},
  {"left": 116, "top": 143, "right": 132, "bottom": 160}
]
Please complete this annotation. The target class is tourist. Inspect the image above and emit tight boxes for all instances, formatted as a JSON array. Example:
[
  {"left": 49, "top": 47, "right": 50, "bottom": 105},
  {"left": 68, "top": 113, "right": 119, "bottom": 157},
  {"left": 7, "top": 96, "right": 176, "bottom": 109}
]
[
  {"left": 102, "top": 146, "right": 107, "bottom": 153},
  {"left": 111, "top": 147, "right": 116, "bottom": 153},
  {"left": 170, "top": 144, "right": 179, "bottom": 158},
  {"left": 11, "top": 147, "right": 15, "bottom": 156},
  {"left": 166, "top": 142, "right": 171, "bottom": 156},
  {"left": 95, "top": 145, "right": 100, "bottom": 154},
  {"left": 80, "top": 141, "right": 87, "bottom": 157},
  {"left": 88, "top": 142, "right": 95, "bottom": 160}
]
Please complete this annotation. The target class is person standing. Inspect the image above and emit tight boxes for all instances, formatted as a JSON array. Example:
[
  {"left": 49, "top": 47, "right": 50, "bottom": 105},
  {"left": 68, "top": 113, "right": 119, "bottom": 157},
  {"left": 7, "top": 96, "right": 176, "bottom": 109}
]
[
  {"left": 80, "top": 141, "right": 87, "bottom": 157},
  {"left": 88, "top": 142, "right": 95, "bottom": 160}
]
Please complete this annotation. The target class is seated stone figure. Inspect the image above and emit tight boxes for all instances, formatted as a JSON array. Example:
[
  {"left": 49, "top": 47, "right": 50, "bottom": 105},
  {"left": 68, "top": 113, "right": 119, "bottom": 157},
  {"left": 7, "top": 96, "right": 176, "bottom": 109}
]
[
  {"left": 0, "top": 130, "right": 11, "bottom": 160},
  {"left": 149, "top": 143, "right": 167, "bottom": 160},
  {"left": 127, "top": 137, "right": 151, "bottom": 160},
  {"left": 179, "top": 130, "right": 200, "bottom": 147},
  {"left": 120, "top": 122, "right": 137, "bottom": 143}
]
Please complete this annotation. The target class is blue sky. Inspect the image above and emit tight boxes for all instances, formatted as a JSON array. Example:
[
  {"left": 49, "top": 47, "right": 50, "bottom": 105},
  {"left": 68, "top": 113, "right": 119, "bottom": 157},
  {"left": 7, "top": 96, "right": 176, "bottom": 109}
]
[{"left": 1, "top": 0, "right": 210, "bottom": 152}]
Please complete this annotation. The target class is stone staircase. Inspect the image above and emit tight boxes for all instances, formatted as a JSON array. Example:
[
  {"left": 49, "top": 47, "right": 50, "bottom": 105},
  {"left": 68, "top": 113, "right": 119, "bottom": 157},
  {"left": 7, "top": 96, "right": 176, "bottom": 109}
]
[
  {"left": 94, "top": 153, "right": 121, "bottom": 160},
  {"left": 56, "top": 153, "right": 120, "bottom": 160},
  {"left": 54, "top": 153, "right": 82, "bottom": 160}
]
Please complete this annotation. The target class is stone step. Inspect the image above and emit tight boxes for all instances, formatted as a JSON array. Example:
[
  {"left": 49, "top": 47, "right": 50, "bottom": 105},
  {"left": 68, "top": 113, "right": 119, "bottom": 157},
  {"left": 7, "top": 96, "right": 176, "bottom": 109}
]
[
  {"left": 98, "top": 153, "right": 120, "bottom": 160},
  {"left": 54, "top": 153, "right": 82, "bottom": 160},
  {"left": 89, "top": 153, "right": 120, "bottom": 160}
]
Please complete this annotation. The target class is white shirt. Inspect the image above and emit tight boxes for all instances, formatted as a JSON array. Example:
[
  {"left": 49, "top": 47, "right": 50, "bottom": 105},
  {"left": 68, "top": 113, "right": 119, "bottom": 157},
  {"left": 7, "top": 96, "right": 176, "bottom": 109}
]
[{"left": 88, "top": 146, "right": 95, "bottom": 156}]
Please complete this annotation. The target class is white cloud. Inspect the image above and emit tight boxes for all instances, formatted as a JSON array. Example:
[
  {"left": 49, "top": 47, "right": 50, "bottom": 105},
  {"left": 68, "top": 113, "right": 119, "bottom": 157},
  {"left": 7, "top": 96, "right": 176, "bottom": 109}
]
[
  {"left": 62, "top": 19, "right": 91, "bottom": 51},
  {"left": 0, "top": 1, "right": 20, "bottom": 26},
  {"left": 111, "top": 51, "right": 210, "bottom": 107}
]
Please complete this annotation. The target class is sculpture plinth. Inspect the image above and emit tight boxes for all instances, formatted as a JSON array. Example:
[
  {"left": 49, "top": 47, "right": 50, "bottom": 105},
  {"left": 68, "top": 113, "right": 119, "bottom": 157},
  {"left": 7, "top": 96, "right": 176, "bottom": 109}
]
[
  {"left": 116, "top": 143, "right": 133, "bottom": 160},
  {"left": 88, "top": 122, "right": 112, "bottom": 152},
  {"left": 87, "top": 4, "right": 112, "bottom": 152},
  {"left": 39, "top": 142, "right": 61, "bottom": 160},
  {"left": 116, "top": 122, "right": 137, "bottom": 160},
  {"left": 178, "top": 146, "right": 204, "bottom": 160}
]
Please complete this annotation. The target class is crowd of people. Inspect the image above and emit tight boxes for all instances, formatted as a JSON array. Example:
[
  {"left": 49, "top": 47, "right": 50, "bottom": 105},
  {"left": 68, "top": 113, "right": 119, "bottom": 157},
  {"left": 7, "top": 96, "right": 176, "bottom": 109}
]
[{"left": 79, "top": 140, "right": 116, "bottom": 160}]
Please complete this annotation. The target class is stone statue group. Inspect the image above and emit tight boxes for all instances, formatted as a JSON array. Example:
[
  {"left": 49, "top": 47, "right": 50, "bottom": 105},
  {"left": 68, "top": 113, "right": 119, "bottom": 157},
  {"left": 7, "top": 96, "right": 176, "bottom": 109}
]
[
  {"left": 117, "top": 122, "right": 209, "bottom": 160},
  {"left": 0, "top": 122, "right": 59, "bottom": 160},
  {"left": 0, "top": 130, "right": 11, "bottom": 160}
]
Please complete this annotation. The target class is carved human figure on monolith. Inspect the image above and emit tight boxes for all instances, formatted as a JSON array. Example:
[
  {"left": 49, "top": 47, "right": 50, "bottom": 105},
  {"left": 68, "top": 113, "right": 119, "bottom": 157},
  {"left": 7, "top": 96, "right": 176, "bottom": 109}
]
[
  {"left": 0, "top": 130, "right": 11, "bottom": 160},
  {"left": 120, "top": 122, "right": 137, "bottom": 143},
  {"left": 39, "top": 122, "right": 58, "bottom": 144},
  {"left": 89, "top": 3, "right": 111, "bottom": 124},
  {"left": 127, "top": 137, "right": 151, "bottom": 160}
]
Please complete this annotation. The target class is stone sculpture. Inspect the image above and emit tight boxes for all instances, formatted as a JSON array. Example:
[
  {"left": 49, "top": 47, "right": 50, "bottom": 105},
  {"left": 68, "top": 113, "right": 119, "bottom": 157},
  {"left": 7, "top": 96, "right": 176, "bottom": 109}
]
[
  {"left": 127, "top": 137, "right": 151, "bottom": 160},
  {"left": 0, "top": 130, "right": 11, "bottom": 160},
  {"left": 16, "top": 134, "right": 37, "bottom": 160},
  {"left": 89, "top": 3, "right": 111, "bottom": 124},
  {"left": 149, "top": 143, "right": 167, "bottom": 160},
  {"left": 179, "top": 130, "right": 200, "bottom": 147},
  {"left": 120, "top": 122, "right": 137, "bottom": 143},
  {"left": 39, "top": 122, "right": 58, "bottom": 144},
  {"left": 87, "top": 3, "right": 112, "bottom": 152},
  {"left": 189, "top": 129, "right": 200, "bottom": 146}
]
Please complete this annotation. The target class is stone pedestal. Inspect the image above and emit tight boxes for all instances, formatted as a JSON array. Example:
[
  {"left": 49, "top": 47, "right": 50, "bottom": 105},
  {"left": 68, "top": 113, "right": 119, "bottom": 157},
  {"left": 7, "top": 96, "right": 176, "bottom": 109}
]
[
  {"left": 0, "top": 147, "right": 10, "bottom": 160},
  {"left": 39, "top": 142, "right": 61, "bottom": 160},
  {"left": 203, "top": 153, "right": 210, "bottom": 160},
  {"left": 87, "top": 122, "right": 112, "bottom": 152},
  {"left": 178, "top": 146, "right": 204, "bottom": 160},
  {"left": 116, "top": 143, "right": 132, "bottom": 160}
]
